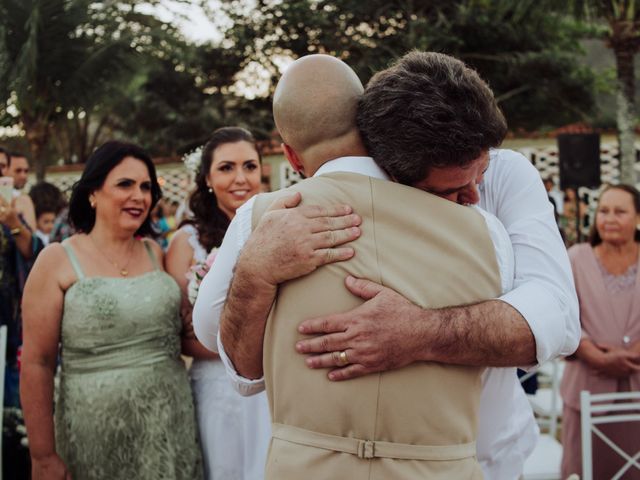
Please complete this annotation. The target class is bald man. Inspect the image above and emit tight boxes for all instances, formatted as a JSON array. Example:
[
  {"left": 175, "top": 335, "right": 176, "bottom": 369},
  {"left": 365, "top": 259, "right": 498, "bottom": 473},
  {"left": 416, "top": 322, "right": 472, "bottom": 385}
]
[{"left": 194, "top": 55, "right": 512, "bottom": 479}]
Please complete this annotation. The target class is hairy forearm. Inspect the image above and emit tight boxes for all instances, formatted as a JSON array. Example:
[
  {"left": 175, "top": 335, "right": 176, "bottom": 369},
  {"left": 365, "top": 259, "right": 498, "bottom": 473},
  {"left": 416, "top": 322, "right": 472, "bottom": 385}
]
[
  {"left": 20, "top": 362, "right": 56, "bottom": 459},
  {"left": 219, "top": 261, "right": 276, "bottom": 379},
  {"left": 418, "top": 300, "right": 537, "bottom": 367}
]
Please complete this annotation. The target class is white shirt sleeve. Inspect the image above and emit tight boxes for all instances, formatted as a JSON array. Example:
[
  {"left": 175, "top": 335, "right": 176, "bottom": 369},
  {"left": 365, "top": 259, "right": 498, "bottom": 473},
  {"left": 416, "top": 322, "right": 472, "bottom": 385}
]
[
  {"left": 472, "top": 206, "right": 514, "bottom": 295},
  {"left": 191, "top": 195, "right": 267, "bottom": 395},
  {"left": 480, "top": 149, "right": 580, "bottom": 365}
]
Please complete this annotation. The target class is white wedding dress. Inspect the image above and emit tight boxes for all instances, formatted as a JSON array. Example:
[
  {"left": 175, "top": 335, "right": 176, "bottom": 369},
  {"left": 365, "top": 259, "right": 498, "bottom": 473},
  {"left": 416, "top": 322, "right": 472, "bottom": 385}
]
[{"left": 182, "top": 224, "right": 271, "bottom": 480}]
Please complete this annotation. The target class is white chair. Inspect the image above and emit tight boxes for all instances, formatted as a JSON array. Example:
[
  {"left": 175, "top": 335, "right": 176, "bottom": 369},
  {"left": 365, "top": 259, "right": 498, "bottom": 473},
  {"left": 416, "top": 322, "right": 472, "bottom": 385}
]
[
  {"left": 580, "top": 390, "right": 640, "bottom": 480},
  {"left": 522, "top": 359, "right": 564, "bottom": 480},
  {"left": 527, "top": 359, "right": 563, "bottom": 438},
  {"left": 0, "top": 325, "right": 7, "bottom": 480},
  {"left": 522, "top": 433, "right": 564, "bottom": 480}
]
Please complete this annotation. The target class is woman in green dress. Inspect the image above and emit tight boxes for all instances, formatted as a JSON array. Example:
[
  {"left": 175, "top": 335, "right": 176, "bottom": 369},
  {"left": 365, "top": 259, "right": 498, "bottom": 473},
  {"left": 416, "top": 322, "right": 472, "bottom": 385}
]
[{"left": 20, "top": 141, "right": 202, "bottom": 479}]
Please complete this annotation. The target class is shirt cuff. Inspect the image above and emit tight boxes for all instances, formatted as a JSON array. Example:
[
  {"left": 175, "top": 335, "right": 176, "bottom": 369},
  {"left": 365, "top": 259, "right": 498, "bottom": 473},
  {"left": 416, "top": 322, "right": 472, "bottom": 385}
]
[
  {"left": 216, "top": 333, "right": 266, "bottom": 396},
  {"left": 499, "top": 281, "right": 576, "bottom": 366}
]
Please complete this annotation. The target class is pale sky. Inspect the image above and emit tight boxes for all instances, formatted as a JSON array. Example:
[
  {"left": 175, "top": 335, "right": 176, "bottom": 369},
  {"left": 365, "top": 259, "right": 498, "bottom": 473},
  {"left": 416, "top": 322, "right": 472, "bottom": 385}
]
[
  {"left": 142, "top": 0, "right": 292, "bottom": 99},
  {"left": 138, "top": 1, "right": 226, "bottom": 44}
]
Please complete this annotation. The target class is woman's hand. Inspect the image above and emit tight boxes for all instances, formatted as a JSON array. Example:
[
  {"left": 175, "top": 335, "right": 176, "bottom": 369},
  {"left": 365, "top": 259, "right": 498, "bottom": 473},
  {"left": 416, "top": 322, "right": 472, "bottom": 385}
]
[
  {"left": 594, "top": 343, "right": 640, "bottom": 378},
  {"left": 32, "top": 454, "right": 71, "bottom": 480}
]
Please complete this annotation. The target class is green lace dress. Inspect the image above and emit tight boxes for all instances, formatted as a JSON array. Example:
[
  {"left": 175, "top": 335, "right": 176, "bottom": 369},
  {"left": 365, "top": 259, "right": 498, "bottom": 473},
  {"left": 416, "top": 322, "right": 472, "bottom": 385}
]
[{"left": 54, "top": 242, "right": 203, "bottom": 479}]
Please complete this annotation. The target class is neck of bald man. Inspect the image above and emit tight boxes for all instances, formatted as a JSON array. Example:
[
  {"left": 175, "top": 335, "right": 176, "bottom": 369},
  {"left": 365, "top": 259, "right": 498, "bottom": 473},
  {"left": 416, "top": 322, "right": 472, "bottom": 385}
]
[{"left": 297, "top": 129, "right": 369, "bottom": 177}]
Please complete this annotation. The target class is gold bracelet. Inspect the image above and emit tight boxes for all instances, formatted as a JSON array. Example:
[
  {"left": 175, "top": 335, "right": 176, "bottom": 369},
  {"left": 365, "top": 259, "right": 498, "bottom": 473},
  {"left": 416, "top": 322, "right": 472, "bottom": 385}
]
[{"left": 10, "top": 227, "right": 21, "bottom": 236}]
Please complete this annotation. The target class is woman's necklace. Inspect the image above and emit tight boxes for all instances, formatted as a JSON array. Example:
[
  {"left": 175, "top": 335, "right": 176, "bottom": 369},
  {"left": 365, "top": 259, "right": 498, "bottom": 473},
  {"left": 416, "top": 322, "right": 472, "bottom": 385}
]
[{"left": 89, "top": 235, "right": 136, "bottom": 277}]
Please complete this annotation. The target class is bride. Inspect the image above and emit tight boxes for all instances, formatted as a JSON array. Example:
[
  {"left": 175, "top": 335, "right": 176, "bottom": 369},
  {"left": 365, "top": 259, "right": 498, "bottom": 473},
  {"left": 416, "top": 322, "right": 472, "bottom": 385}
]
[{"left": 166, "top": 127, "right": 270, "bottom": 479}]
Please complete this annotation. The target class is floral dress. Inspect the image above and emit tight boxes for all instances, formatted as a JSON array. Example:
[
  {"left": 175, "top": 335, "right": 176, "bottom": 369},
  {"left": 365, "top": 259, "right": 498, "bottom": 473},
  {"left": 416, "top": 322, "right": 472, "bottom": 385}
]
[{"left": 55, "top": 242, "right": 202, "bottom": 479}]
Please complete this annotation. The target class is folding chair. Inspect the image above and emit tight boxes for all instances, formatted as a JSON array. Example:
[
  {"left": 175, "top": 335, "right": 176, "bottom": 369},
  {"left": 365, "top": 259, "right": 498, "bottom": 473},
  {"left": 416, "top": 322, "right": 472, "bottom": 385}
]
[
  {"left": 580, "top": 390, "right": 640, "bottom": 480},
  {"left": 526, "top": 359, "right": 563, "bottom": 438},
  {"left": 522, "top": 359, "right": 564, "bottom": 480}
]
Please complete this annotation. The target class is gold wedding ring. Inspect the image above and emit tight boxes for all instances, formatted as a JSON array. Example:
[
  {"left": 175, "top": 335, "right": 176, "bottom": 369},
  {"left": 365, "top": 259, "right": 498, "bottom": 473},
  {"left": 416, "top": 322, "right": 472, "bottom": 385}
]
[{"left": 338, "top": 350, "right": 349, "bottom": 366}]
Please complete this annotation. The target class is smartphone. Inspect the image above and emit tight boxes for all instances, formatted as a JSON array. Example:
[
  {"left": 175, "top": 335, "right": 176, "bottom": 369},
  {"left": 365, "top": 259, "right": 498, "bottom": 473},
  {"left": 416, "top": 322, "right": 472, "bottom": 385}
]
[{"left": 0, "top": 176, "right": 13, "bottom": 203}]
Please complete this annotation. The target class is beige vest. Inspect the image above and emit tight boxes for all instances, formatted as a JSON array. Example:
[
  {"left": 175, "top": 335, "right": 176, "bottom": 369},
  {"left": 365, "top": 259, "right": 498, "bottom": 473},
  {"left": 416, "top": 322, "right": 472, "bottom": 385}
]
[{"left": 252, "top": 172, "right": 501, "bottom": 480}]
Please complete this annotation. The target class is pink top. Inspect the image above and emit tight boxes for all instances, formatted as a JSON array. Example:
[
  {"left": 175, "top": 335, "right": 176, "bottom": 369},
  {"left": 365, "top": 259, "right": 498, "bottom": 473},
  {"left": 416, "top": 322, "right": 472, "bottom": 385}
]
[{"left": 560, "top": 243, "right": 640, "bottom": 410}]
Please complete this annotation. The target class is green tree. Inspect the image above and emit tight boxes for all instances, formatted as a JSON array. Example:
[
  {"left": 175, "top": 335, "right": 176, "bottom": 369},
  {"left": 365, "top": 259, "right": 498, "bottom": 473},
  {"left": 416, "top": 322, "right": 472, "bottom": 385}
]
[
  {"left": 0, "top": 0, "right": 142, "bottom": 179},
  {"left": 110, "top": 41, "right": 275, "bottom": 157},
  {"left": 569, "top": 0, "right": 640, "bottom": 182},
  {"left": 223, "top": 0, "right": 598, "bottom": 131}
]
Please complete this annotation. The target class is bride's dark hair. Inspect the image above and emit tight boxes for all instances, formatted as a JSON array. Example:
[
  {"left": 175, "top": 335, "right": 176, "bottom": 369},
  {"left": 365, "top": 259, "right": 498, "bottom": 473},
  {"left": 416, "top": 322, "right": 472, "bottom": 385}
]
[{"left": 187, "top": 127, "right": 261, "bottom": 252}]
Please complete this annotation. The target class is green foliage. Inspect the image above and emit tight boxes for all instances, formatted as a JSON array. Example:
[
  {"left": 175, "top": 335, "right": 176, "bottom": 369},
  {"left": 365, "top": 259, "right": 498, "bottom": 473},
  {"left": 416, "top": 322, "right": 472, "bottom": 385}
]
[
  {"left": 223, "top": 0, "right": 599, "bottom": 130},
  {"left": 0, "top": 0, "right": 139, "bottom": 122},
  {"left": 0, "top": 0, "right": 612, "bottom": 176},
  {"left": 0, "top": 0, "right": 268, "bottom": 174},
  {"left": 0, "top": 0, "right": 151, "bottom": 176},
  {"left": 564, "top": 0, "right": 640, "bottom": 182}
]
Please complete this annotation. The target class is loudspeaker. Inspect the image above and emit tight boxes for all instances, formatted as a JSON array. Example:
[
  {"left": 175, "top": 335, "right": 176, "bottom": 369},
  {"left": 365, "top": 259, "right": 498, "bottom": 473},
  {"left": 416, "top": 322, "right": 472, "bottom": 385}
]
[{"left": 558, "top": 133, "right": 601, "bottom": 189}]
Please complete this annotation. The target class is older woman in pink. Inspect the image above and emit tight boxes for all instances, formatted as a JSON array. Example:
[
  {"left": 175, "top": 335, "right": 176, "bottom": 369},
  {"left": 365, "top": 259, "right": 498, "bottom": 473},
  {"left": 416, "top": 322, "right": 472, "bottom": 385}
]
[{"left": 560, "top": 184, "right": 640, "bottom": 479}]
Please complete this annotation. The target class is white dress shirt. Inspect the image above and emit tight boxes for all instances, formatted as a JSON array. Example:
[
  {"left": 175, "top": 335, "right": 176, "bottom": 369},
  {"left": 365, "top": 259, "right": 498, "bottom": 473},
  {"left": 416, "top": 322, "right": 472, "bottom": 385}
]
[
  {"left": 194, "top": 150, "right": 577, "bottom": 479},
  {"left": 480, "top": 149, "right": 580, "bottom": 364}
]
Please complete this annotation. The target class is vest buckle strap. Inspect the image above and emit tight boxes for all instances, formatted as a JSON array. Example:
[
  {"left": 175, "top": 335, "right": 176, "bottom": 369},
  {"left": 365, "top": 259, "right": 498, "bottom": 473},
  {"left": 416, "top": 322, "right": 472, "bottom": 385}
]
[
  {"left": 271, "top": 423, "right": 477, "bottom": 462},
  {"left": 357, "top": 440, "right": 375, "bottom": 459}
]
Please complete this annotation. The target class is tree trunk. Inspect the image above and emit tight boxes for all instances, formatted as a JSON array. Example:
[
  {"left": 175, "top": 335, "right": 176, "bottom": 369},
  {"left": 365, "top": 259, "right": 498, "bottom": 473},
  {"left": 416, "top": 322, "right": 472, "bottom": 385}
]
[
  {"left": 614, "top": 46, "right": 637, "bottom": 184},
  {"left": 22, "top": 117, "right": 50, "bottom": 181}
]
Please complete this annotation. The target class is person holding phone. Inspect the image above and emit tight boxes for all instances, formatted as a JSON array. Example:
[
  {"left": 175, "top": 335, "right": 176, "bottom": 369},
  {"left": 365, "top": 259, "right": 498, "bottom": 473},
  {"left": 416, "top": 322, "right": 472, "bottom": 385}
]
[{"left": 0, "top": 178, "right": 39, "bottom": 407}]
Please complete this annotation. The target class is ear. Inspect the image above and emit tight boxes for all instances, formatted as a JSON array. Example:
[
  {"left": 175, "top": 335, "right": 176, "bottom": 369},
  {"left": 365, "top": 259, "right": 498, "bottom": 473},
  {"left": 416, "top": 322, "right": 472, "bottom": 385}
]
[{"left": 282, "top": 143, "right": 304, "bottom": 175}]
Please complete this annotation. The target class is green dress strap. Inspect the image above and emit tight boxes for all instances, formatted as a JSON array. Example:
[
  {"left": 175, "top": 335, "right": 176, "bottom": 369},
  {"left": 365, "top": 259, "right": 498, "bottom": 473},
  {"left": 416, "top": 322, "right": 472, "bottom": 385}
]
[
  {"left": 143, "top": 240, "right": 160, "bottom": 271},
  {"left": 62, "top": 243, "right": 85, "bottom": 280}
]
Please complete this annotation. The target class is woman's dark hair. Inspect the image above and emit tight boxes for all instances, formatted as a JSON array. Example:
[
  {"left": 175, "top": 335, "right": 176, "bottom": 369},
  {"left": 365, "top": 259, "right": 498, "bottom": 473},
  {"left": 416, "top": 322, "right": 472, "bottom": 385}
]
[
  {"left": 589, "top": 183, "right": 640, "bottom": 246},
  {"left": 188, "top": 126, "right": 261, "bottom": 252},
  {"left": 68, "top": 141, "right": 162, "bottom": 236},
  {"left": 29, "top": 182, "right": 66, "bottom": 218}
]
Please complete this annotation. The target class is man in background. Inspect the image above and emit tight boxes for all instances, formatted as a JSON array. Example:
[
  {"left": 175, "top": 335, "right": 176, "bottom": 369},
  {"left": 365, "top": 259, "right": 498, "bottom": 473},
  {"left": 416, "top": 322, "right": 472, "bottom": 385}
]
[{"left": 6, "top": 152, "right": 36, "bottom": 231}]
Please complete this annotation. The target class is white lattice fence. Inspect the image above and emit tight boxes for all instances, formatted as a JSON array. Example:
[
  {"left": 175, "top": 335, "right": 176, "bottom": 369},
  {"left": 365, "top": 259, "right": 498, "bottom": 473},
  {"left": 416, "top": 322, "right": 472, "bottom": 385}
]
[
  {"left": 275, "top": 143, "right": 634, "bottom": 237},
  {"left": 27, "top": 142, "right": 640, "bottom": 225},
  {"left": 517, "top": 142, "right": 640, "bottom": 236},
  {"left": 279, "top": 161, "right": 304, "bottom": 188},
  {"left": 518, "top": 142, "right": 623, "bottom": 208},
  {"left": 155, "top": 166, "right": 193, "bottom": 203},
  {"left": 27, "top": 163, "right": 195, "bottom": 204}
]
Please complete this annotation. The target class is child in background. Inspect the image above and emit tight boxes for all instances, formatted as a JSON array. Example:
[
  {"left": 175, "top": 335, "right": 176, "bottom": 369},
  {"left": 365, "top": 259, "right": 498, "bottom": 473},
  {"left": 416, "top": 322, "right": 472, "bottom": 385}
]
[
  {"left": 151, "top": 199, "right": 171, "bottom": 250},
  {"left": 34, "top": 209, "right": 56, "bottom": 246},
  {"left": 165, "top": 199, "right": 179, "bottom": 242},
  {"left": 29, "top": 182, "right": 65, "bottom": 246}
]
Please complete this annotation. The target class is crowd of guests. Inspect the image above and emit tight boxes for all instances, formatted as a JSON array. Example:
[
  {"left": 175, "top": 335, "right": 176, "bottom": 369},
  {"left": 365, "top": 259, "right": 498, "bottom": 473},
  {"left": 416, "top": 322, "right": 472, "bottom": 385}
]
[
  {"left": 560, "top": 184, "right": 640, "bottom": 479},
  {"left": 543, "top": 176, "right": 591, "bottom": 247},
  {"left": 1, "top": 127, "right": 639, "bottom": 479},
  {"left": 2, "top": 130, "right": 270, "bottom": 479}
]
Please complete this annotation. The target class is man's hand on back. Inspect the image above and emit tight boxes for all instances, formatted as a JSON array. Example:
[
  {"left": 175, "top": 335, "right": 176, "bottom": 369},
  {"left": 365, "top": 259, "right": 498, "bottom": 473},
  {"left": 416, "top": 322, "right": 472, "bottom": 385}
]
[
  {"left": 244, "top": 192, "right": 362, "bottom": 286},
  {"left": 296, "top": 276, "right": 537, "bottom": 380},
  {"left": 296, "top": 276, "right": 424, "bottom": 380},
  {"left": 220, "top": 192, "right": 362, "bottom": 380}
]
